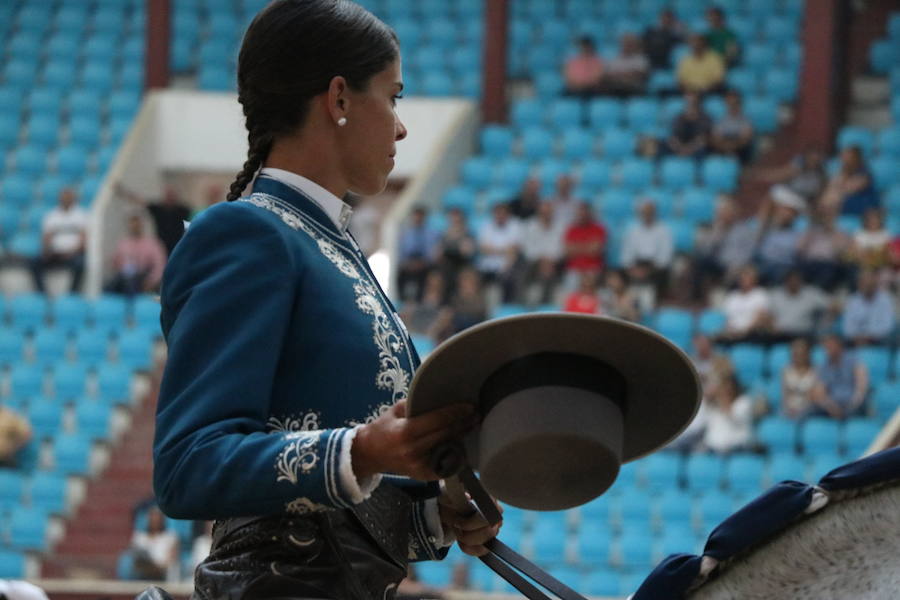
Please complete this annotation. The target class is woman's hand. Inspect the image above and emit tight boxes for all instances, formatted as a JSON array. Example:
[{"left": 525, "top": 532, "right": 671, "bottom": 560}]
[
  {"left": 439, "top": 494, "right": 503, "bottom": 557},
  {"left": 351, "top": 399, "right": 476, "bottom": 481}
]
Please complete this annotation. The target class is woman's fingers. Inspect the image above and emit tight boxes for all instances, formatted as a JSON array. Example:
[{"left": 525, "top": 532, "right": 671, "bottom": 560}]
[
  {"left": 404, "top": 403, "right": 475, "bottom": 438},
  {"left": 455, "top": 522, "right": 501, "bottom": 548},
  {"left": 458, "top": 541, "right": 491, "bottom": 557}
]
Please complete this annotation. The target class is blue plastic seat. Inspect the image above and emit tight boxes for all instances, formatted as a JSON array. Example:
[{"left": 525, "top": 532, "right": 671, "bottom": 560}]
[
  {"left": 10, "top": 294, "right": 49, "bottom": 332},
  {"left": 877, "top": 126, "right": 900, "bottom": 158},
  {"left": 520, "top": 127, "right": 555, "bottom": 161},
  {"left": 617, "top": 532, "right": 653, "bottom": 569},
  {"left": 83, "top": 35, "right": 118, "bottom": 62},
  {"left": 13, "top": 145, "right": 48, "bottom": 176},
  {"left": 617, "top": 489, "right": 653, "bottom": 528},
  {"left": 411, "top": 45, "right": 446, "bottom": 72},
  {"left": 46, "top": 34, "right": 82, "bottom": 60},
  {"left": 76, "top": 401, "right": 113, "bottom": 440},
  {"left": 619, "top": 158, "right": 655, "bottom": 191},
  {"left": 117, "top": 328, "right": 155, "bottom": 370},
  {"left": 579, "top": 493, "right": 612, "bottom": 526},
  {"left": 578, "top": 159, "right": 612, "bottom": 193},
  {"left": 27, "top": 399, "right": 63, "bottom": 439},
  {"left": 582, "top": 567, "right": 620, "bottom": 597},
  {"left": 495, "top": 157, "right": 532, "bottom": 190},
  {"left": 4, "top": 58, "right": 40, "bottom": 87},
  {"left": 511, "top": 99, "right": 543, "bottom": 130},
  {"left": 757, "top": 414, "right": 797, "bottom": 453},
  {"left": 109, "top": 90, "right": 142, "bottom": 120},
  {"left": 624, "top": 98, "right": 660, "bottom": 134},
  {"left": 421, "top": 72, "right": 455, "bottom": 97},
  {"left": 53, "top": 362, "right": 88, "bottom": 401},
  {"left": 480, "top": 125, "right": 514, "bottom": 158},
  {"left": 641, "top": 452, "right": 682, "bottom": 492},
  {"left": 53, "top": 433, "right": 93, "bottom": 476},
  {"left": 869, "top": 155, "right": 899, "bottom": 190},
  {"left": 96, "top": 362, "right": 132, "bottom": 404},
  {"left": 655, "top": 308, "right": 694, "bottom": 348},
  {"left": 560, "top": 129, "right": 594, "bottom": 160},
  {"left": 588, "top": 98, "right": 623, "bottom": 130},
  {"left": 29, "top": 88, "right": 64, "bottom": 116},
  {"left": 856, "top": 346, "right": 891, "bottom": 385},
  {"left": 873, "top": 381, "right": 900, "bottom": 419},
  {"left": 767, "top": 453, "right": 807, "bottom": 486},
  {"left": 600, "top": 128, "right": 636, "bottom": 161},
  {"left": 745, "top": 96, "right": 779, "bottom": 134},
  {"left": 74, "top": 330, "right": 111, "bottom": 367},
  {"left": 660, "top": 157, "right": 696, "bottom": 190},
  {"left": 52, "top": 295, "right": 90, "bottom": 333},
  {"left": 764, "top": 68, "right": 799, "bottom": 103},
  {"left": 0, "top": 87, "right": 24, "bottom": 116},
  {"left": 724, "top": 453, "right": 766, "bottom": 494},
  {"left": 91, "top": 295, "right": 130, "bottom": 334},
  {"left": 598, "top": 189, "right": 633, "bottom": 223},
  {"left": 575, "top": 521, "right": 612, "bottom": 563},
  {"left": 33, "top": 328, "right": 69, "bottom": 366},
  {"left": 870, "top": 39, "right": 898, "bottom": 74},
  {"left": 843, "top": 418, "right": 881, "bottom": 458},
  {"left": 696, "top": 490, "right": 733, "bottom": 531},
  {"left": 80, "top": 63, "right": 116, "bottom": 92},
  {"left": 530, "top": 513, "right": 568, "bottom": 562},
  {"left": 800, "top": 417, "right": 841, "bottom": 455},
  {"left": 28, "top": 472, "right": 67, "bottom": 514},
  {"left": 198, "top": 65, "right": 235, "bottom": 91},
  {"left": 701, "top": 156, "right": 739, "bottom": 192},
  {"left": 656, "top": 489, "right": 693, "bottom": 525},
  {"left": 726, "top": 68, "right": 759, "bottom": 97},
  {"left": 810, "top": 452, "right": 846, "bottom": 480},
  {"left": 9, "top": 507, "right": 50, "bottom": 551},
  {"left": 548, "top": 99, "right": 582, "bottom": 129},
  {"left": 679, "top": 187, "right": 716, "bottom": 222},
  {"left": 0, "top": 470, "right": 26, "bottom": 513},
  {"left": 684, "top": 453, "right": 724, "bottom": 492},
  {"left": 533, "top": 70, "right": 564, "bottom": 99},
  {"left": 0, "top": 550, "right": 26, "bottom": 579},
  {"left": 837, "top": 126, "right": 876, "bottom": 156},
  {"left": 55, "top": 145, "right": 89, "bottom": 178},
  {"left": 8, "top": 232, "right": 42, "bottom": 258},
  {"left": 729, "top": 344, "right": 766, "bottom": 384},
  {"left": 460, "top": 157, "right": 493, "bottom": 190}
]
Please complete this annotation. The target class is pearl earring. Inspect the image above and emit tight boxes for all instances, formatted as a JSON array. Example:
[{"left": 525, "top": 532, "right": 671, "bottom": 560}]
[{"left": 337, "top": 117, "right": 347, "bottom": 127}]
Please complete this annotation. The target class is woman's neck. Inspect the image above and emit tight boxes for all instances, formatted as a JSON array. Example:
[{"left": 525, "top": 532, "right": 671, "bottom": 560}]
[{"left": 265, "top": 135, "right": 348, "bottom": 199}]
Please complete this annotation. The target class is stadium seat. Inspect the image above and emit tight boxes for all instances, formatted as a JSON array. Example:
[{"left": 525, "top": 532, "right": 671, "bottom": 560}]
[
  {"left": 495, "top": 157, "right": 531, "bottom": 189},
  {"left": 27, "top": 399, "right": 64, "bottom": 439},
  {"left": 617, "top": 531, "right": 654, "bottom": 569},
  {"left": 0, "top": 471, "right": 26, "bottom": 513},
  {"left": 52, "top": 295, "right": 90, "bottom": 333},
  {"left": 600, "top": 127, "right": 635, "bottom": 161},
  {"left": 660, "top": 157, "right": 696, "bottom": 190},
  {"left": 97, "top": 363, "right": 133, "bottom": 404},
  {"left": 810, "top": 452, "right": 846, "bottom": 480},
  {"left": 28, "top": 471, "right": 68, "bottom": 515},
  {"left": 869, "top": 156, "right": 899, "bottom": 190},
  {"left": 560, "top": 129, "right": 595, "bottom": 160},
  {"left": 724, "top": 453, "right": 766, "bottom": 494},
  {"left": 873, "top": 381, "right": 900, "bottom": 419},
  {"left": 461, "top": 157, "right": 493, "bottom": 190},
  {"left": 701, "top": 156, "right": 739, "bottom": 192},
  {"left": 843, "top": 418, "right": 880, "bottom": 458},
  {"left": 654, "top": 308, "right": 694, "bottom": 349},
  {"left": 480, "top": 125, "right": 514, "bottom": 158},
  {"left": 33, "top": 328, "right": 69, "bottom": 366},
  {"left": 680, "top": 187, "right": 716, "bottom": 222},
  {"left": 684, "top": 453, "right": 724, "bottom": 492},
  {"left": 521, "top": 127, "right": 555, "bottom": 161},
  {"left": 530, "top": 513, "right": 568, "bottom": 562},
  {"left": 800, "top": 417, "right": 841, "bottom": 455},
  {"left": 745, "top": 96, "right": 779, "bottom": 133},
  {"left": 656, "top": 489, "right": 693, "bottom": 526},
  {"left": 764, "top": 68, "right": 799, "bottom": 103},
  {"left": 837, "top": 126, "right": 876, "bottom": 156},
  {"left": 53, "top": 362, "right": 88, "bottom": 401},
  {"left": 757, "top": 416, "right": 797, "bottom": 454},
  {"left": 13, "top": 144, "right": 48, "bottom": 176},
  {"left": 767, "top": 453, "right": 807, "bottom": 485},
  {"left": 8, "top": 507, "right": 49, "bottom": 551},
  {"left": 729, "top": 344, "right": 766, "bottom": 384},
  {"left": 588, "top": 98, "right": 623, "bottom": 131},
  {"left": 0, "top": 331, "right": 25, "bottom": 366},
  {"left": 90, "top": 295, "right": 129, "bottom": 334},
  {"left": 575, "top": 521, "right": 612, "bottom": 563},
  {"left": 598, "top": 189, "right": 633, "bottom": 223},
  {"left": 619, "top": 158, "right": 655, "bottom": 191},
  {"left": 579, "top": 493, "right": 612, "bottom": 526},
  {"left": 10, "top": 363, "right": 46, "bottom": 398},
  {"left": 877, "top": 126, "right": 900, "bottom": 158},
  {"left": 0, "top": 551, "right": 26, "bottom": 579},
  {"left": 578, "top": 159, "right": 612, "bottom": 193},
  {"left": 617, "top": 489, "right": 653, "bottom": 528},
  {"left": 75, "top": 401, "right": 113, "bottom": 440},
  {"left": 855, "top": 347, "right": 891, "bottom": 385},
  {"left": 53, "top": 433, "right": 93, "bottom": 476},
  {"left": 696, "top": 491, "right": 734, "bottom": 531},
  {"left": 641, "top": 452, "right": 682, "bottom": 493}
]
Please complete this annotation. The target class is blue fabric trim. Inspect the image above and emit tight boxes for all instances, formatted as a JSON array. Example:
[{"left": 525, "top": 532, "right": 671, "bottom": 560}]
[
  {"left": 632, "top": 554, "right": 702, "bottom": 600},
  {"left": 252, "top": 175, "right": 342, "bottom": 238},
  {"left": 818, "top": 447, "right": 900, "bottom": 491}
]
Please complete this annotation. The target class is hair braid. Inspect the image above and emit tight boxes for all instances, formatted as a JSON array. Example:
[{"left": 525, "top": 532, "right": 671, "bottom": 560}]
[{"left": 226, "top": 108, "right": 273, "bottom": 202}]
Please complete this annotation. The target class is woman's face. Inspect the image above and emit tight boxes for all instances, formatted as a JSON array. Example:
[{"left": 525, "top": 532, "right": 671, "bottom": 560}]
[{"left": 341, "top": 58, "right": 407, "bottom": 196}]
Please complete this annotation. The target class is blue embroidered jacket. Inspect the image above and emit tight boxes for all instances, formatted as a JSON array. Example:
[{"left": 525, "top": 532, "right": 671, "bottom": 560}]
[{"left": 153, "top": 175, "right": 446, "bottom": 561}]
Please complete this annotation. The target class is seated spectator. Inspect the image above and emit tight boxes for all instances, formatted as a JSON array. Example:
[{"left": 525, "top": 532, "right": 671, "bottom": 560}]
[
  {"left": 797, "top": 206, "right": 853, "bottom": 291},
  {"left": 116, "top": 182, "right": 192, "bottom": 257},
  {"left": 396, "top": 206, "right": 439, "bottom": 302},
  {"left": 821, "top": 146, "right": 880, "bottom": 217},
  {"left": 851, "top": 207, "right": 891, "bottom": 271},
  {"left": 691, "top": 333, "right": 728, "bottom": 386},
  {"left": 677, "top": 34, "right": 725, "bottom": 95},
  {"left": 546, "top": 174, "right": 581, "bottom": 227},
  {"left": 522, "top": 202, "right": 564, "bottom": 305},
  {"left": 433, "top": 268, "right": 488, "bottom": 342},
  {"left": 30, "top": 188, "right": 88, "bottom": 293},
  {"left": 781, "top": 338, "right": 820, "bottom": 419},
  {"left": 691, "top": 197, "right": 758, "bottom": 299},
  {"left": 760, "top": 146, "right": 828, "bottom": 207},
  {"left": 509, "top": 178, "right": 542, "bottom": 221},
  {"left": 129, "top": 507, "right": 179, "bottom": 581},
  {"left": 190, "top": 521, "right": 213, "bottom": 574},
  {"left": 598, "top": 268, "right": 640, "bottom": 322},
  {"left": 621, "top": 200, "right": 673, "bottom": 298},
  {"left": 436, "top": 207, "right": 476, "bottom": 301},
  {"left": 602, "top": 34, "right": 650, "bottom": 97},
  {"left": 710, "top": 89, "right": 754, "bottom": 164},
  {"left": 0, "top": 406, "right": 32, "bottom": 467},
  {"left": 841, "top": 269, "right": 896, "bottom": 346},
  {"left": 642, "top": 8, "right": 684, "bottom": 70},
  {"left": 400, "top": 271, "right": 447, "bottom": 338},
  {"left": 704, "top": 7, "right": 740, "bottom": 65},
  {"left": 720, "top": 265, "right": 771, "bottom": 343},
  {"left": 701, "top": 374, "right": 756, "bottom": 454},
  {"left": 564, "top": 271, "right": 601, "bottom": 314},
  {"left": 667, "top": 92, "right": 712, "bottom": 159},
  {"left": 105, "top": 214, "right": 168, "bottom": 296},
  {"left": 812, "top": 334, "right": 869, "bottom": 419},
  {"left": 768, "top": 270, "right": 831, "bottom": 342},
  {"left": 477, "top": 201, "right": 523, "bottom": 302},
  {"left": 564, "top": 36, "right": 605, "bottom": 97},
  {"left": 563, "top": 202, "right": 607, "bottom": 286},
  {"left": 755, "top": 203, "right": 802, "bottom": 284}
]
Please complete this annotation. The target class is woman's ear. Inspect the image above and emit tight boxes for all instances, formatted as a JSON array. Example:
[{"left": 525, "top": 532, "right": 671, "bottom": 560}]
[{"left": 327, "top": 75, "right": 351, "bottom": 124}]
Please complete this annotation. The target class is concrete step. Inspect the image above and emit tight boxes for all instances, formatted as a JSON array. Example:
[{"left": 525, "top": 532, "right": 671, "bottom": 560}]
[
  {"left": 852, "top": 75, "right": 890, "bottom": 105},
  {"left": 847, "top": 105, "right": 894, "bottom": 129}
]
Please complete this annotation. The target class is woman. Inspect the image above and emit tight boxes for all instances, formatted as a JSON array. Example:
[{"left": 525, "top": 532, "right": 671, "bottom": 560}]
[
  {"left": 153, "top": 3, "right": 498, "bottom": 599},
  {"left": 700, "top": 374, "right": 756, "bottom": 454},
  {"left": 130, "top": 508, "right": 179, "bottom": 582},
  {"left": 598, "top": 268, "right": 640, "bottom": 322},
  {"left": 851, "top": 207, "right": 891, "bottom": 271},
  {"left": 821, "top": 146, "right": 880, "bottom": 217},
  {"left": 781, "top": 339, "right": 819, "bottom": 419}
]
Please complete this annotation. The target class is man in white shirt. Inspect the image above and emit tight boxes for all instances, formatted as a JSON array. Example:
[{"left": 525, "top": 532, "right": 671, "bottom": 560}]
[
  {"left": 521, "top": 201, "right": 565, "bottom": 305},
  {"left": 30, "top": 188, "right": 88, "bottom": 293},
  {"left": 621, "top": 200, "right": 674, "bottom": 298},
  {"left": 477, "top": 201, "right": 523, "bottom": 302},
  {"left": 720, "top": 265, "right": 771, "bottom": 344}
]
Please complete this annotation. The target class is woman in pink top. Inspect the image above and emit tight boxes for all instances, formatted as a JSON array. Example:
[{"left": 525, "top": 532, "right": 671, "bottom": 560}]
[
  {"left": 107, "top": 213, "right": 167, "bottom": 295},
  {"left": 564, "top": 36, "right": 605, "bottom": 97}
]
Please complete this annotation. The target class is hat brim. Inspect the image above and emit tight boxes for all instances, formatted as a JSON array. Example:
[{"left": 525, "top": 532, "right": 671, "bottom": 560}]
[{"left": 408, "top": 313, "right": 702, "bottom": 463}]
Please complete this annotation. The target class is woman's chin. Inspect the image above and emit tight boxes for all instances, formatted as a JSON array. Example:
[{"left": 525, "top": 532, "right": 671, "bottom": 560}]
[{"left": 350, "top": 174, "right": 390, "bottom": 197}]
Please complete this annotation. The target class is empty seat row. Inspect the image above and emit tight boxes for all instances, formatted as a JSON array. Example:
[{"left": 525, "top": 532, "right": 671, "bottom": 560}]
[
  {"left": 1, "top": 361, "right": 136, "bottom": 402},
  {"left": 0, "top": 294, "right": 161, "bottom": 334}
]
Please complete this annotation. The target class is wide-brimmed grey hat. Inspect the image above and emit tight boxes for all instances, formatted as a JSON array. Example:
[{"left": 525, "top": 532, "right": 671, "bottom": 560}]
[{"left": 408, "top": 313, "right": 701, "bottom": 511}]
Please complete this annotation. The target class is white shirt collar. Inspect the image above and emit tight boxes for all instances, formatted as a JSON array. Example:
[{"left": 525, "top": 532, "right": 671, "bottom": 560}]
[{"left": 259, "top": 167, "right": 353, "bottom": 232}]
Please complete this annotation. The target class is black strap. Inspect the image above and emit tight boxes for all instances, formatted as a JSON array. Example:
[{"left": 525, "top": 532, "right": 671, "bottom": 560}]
[
  {"left": 458, "top": 464, "right": 503, "bottom": 526},
  {"left": 479, "top": 538, "right": 591, "bottom": 600}
]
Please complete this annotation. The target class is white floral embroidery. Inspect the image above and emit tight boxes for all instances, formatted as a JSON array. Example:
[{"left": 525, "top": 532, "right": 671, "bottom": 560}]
[
  {"left": 268, "top": 412, "right": 321, "bottom": 433},
  {"left": 241, "top": 193, "right": 411, "bottom": 413},
  {"left": 285, "top": 496, "right": 329, "bottom": 515},
  {"left": 274, "top": 431, "right": 319, "bottom": 485}
]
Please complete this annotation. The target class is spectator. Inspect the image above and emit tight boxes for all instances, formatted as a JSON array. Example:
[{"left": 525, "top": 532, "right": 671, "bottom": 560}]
[
  {"left": 0, "top": 581, "right": 49, "bottom": 600},
  {"left": 761, "top": 146, "right": 828, "bottom": 207},
  {"left": 768, "top": 270, "right": 830, "bottom": 342},
  {"left": 720, "top": 265, "right": 770, "bottom": 343},
  {"left": 821, "top": 146, "right": 880, "bottom": 217},
  {"left": 563, "top": 202, "right": 607, "bottom": 285},
  {"left": 509, "top": 178, "right": 542, "bottom": 221},
  {"left": 521, "top": 201, "right": 565, "bottom": 305},
  {"left": 691, "top": 197, "right": 759, "bottom": 298},
  {"left": 602, "top": 33, "right": 650, "bottom": 97},
  {"left": 190, "top": 521, "right": 213, "bottom": 574},
  {"left": 435, "top": 207, "right": 476, "bottom": 301},
  {"left": 666, "top": 92, "right": 712, "bottom": 159},
  {"left": 564, "top": 36, "right": 605, "bottom": 97},
  {"left": 701, "top": 374, "right": 756, "bottom": 454},
  {"left": 477, "top": 201, "right": 523, "bottom": 302},
  {"left": 0, "top": 405, "right": 32, "bottom": 467},
  {"left": 710, "top": 89, "right": 754, "bottom": 164},
  {"left": 30, "top": 188, "right": 88, "bottom": 293},
  {"left": 396, "top": 206, "right": 439, "bottom": 302},
  {"left": 116, "top": 183, "right": 192, "bottom": 257},
  {"left": 642, "top": 9, "right": 684, "bottom": 70},
  {"left": 621, "top": 200, "right": 674, "bottom": 296},
  {"left": 812, "top": 334, "right": 869, "bottom": 419},
  {"left": 598, "top": 268, "right": 640, "bottom": 322},
  {"left": 755, "top": 203, "right": 801, "bottom": 284},
  {"left": 797, "top": 205, "right": 853, "bottom": 290},
  {"left": 676, "top": 34, "right": 725, "bottom": 94},
  {"left": 105, "top": 214, "right": 168, "bottom": 296},
  {"left": 400, "top": 271, "right": 447, "bottom": 338},
  {"left": 691, "top": 333, "right": 728, "bottom": 386},
  {"left": 564, "top": 271, "right": 601, "bottom": 314},
  {"left": 546, "top": 174, "right": 581, "bottom": 227},
  {"left": 129, "top": 507, "right": 179, "bottom": 581},
  {"left": 704, "top": 7, "right": 740, "bottom": 65},
  {"left": 781, "top": 338, "right": 820, "bottom": 419},
  {"left": 433, "top": 267, "right": 488, "bottom": 342},
  {"left": 842, "top": 269, "right": 896, "bottom": 346},
  {"left": 851, "top": 207, "right": 891, "bottom": 270}
]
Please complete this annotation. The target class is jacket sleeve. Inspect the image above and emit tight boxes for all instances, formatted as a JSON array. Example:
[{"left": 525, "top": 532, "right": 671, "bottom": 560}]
[{"left": 153, "top": 203, "right": 377, "bottom": 520}]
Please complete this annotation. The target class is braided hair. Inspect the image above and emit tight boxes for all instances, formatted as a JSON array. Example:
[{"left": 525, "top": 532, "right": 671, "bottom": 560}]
[{"left": 227, "top": 0, "right": 399, "bottom": 202}]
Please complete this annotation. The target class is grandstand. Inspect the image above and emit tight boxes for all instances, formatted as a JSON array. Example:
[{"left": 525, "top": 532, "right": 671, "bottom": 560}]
[{"left": 0, "top": 0, "right": 898, "bottom": 599}]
